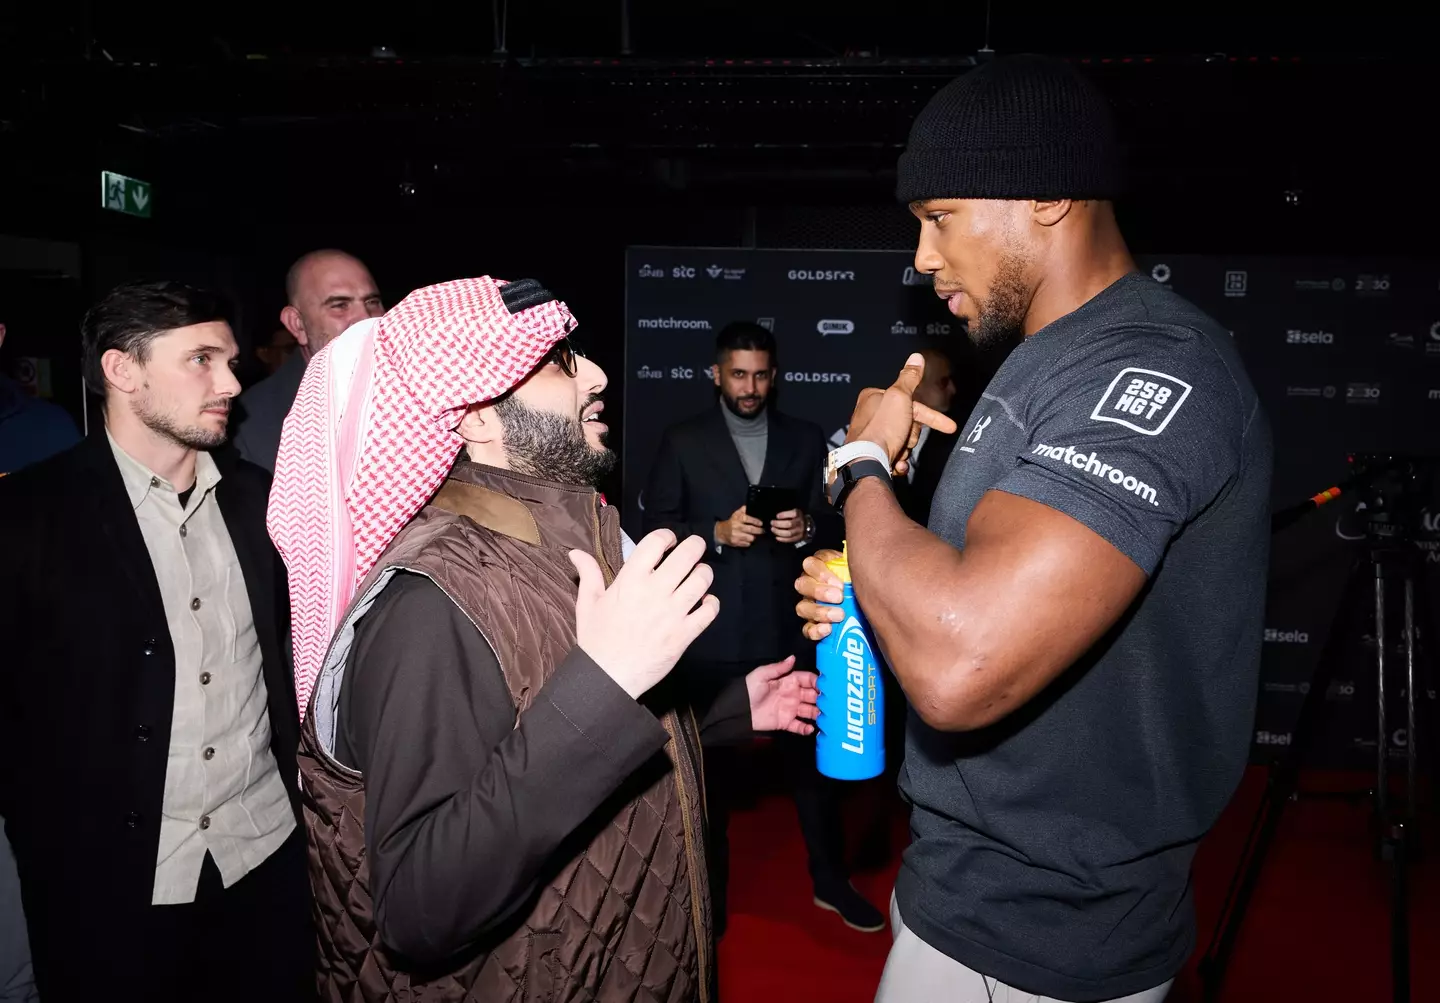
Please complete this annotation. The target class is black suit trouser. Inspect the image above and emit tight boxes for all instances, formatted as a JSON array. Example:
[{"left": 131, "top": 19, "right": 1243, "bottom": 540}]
[{"left": 685, "top": 659, "right": 848, "bottom": 936}]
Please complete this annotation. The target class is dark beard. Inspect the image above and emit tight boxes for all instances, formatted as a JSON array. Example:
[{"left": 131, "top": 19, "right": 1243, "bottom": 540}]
[
  {"left": 495, "top": 393, "right": 616, "bottom": 487},
  {"left": 135, "top": 389, "right": 228, "bottom": 450},
  {"left": 968, "top": 251, "right": 1029, "bottom": 350},
  {"left": 721, "top": 391, "right": 768, "bottom": 419}
]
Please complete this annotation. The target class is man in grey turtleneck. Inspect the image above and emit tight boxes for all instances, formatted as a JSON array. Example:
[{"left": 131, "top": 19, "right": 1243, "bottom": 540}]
[{"left": 642, "top": 321, "right": 885, "bottom": 940}]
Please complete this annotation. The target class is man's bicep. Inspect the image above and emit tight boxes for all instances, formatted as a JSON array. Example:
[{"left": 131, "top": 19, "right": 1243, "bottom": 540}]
[{"left": 953, "top": 490, "right": 1147, "bottom": 728}]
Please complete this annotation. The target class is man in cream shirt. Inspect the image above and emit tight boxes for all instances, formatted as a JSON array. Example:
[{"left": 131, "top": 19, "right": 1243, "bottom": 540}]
[{"left": 0, "top": 280, "right": 312, "bottom": 1002}]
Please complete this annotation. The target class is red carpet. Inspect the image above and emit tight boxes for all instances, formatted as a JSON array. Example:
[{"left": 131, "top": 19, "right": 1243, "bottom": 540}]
[{"left": 718, "top": 745, "right": 1439, "bottom": 1002}]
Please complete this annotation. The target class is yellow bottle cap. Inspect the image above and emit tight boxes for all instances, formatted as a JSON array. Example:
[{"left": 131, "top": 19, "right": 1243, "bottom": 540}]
[{"left": 825, "top": 541, "right": 851, "bottom": 584}]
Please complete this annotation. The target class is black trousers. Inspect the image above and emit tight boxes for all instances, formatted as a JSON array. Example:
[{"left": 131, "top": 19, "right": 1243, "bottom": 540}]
[
  {"left": 136, "top": 828, "right": 316, "bottom": 1003},
  {"left": 688, "top": 658, "right": 848, "bottom": 936}
]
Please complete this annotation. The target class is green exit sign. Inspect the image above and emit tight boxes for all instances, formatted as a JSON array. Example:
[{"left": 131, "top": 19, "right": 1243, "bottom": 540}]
[{"left": 100, "top": 171, "right": 152, "bottom": 218}]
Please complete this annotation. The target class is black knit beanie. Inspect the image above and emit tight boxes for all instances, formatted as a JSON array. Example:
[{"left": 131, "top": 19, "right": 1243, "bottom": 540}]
[{"left": 896, "top": 54, "right": 1123, "bottom": 204}]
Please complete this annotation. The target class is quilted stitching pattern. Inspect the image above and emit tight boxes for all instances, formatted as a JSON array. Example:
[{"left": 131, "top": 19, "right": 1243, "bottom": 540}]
[{"left": 300, "top": 504, "right": 708, "bottom": 1003}]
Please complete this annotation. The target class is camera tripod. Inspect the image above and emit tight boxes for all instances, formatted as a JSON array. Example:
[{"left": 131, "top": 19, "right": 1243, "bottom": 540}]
[{"left": 1199, "top": 456, "right": 1437, "bottom": 1003}]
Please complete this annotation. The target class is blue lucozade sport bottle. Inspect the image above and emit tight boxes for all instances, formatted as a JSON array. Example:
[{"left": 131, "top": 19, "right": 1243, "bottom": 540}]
[{"left": 814, "top": 542, "right": 885, "bottom": 781}]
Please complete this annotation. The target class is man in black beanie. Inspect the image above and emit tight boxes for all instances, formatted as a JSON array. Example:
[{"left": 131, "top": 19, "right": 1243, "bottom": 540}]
[{"left": 794, "top": 54, "right": 1273, "bottom": 1001}]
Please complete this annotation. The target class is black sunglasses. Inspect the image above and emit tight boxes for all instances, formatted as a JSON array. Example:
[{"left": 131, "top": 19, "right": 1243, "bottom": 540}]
[{"left": 543, "top": 337, "right": 586, "bottom": 377}]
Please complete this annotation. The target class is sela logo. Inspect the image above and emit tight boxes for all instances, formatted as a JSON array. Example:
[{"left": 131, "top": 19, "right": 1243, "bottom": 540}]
[
  {"left": 637, "top": 263, "right": 664, "bottom": 279},
  {"left": 901, "top": 266, "right": 933, "bottom": 286},
  {"left": 1030, "top": 444, "right": 1160, "bottom": 507},
  {"left": 1224, "top": 270, "right": 1248, "bottom": 297},
  {"left": 1150, "top": 263, "right": 1172, "bottom": 283},
  {"left": 890, "top": 320, "right": 918, "bottom": 336},
  {"left": 817, "top": 319, "right": 855, "bottom": 336},
  {"left": 705, "top": 264, "right": 746, "bottom": 280},
  {"left": 1286, "top": 328, "right": 1335, "bottom": 345},
  {"left": 789, "top": 268, "right": 856, "bottom": 282},
  {"left": 1255, "top": 731, "right": 1292, "bottom": 746},
  {"left": 786, "top": 371, "right": 852, "bottom": 384},
  {"left": 1346, "top": 381, "right": 1381, "bottom": 405},
  {"left": 1091, "top": 368, "right": 1192, "bottom": 435},
  {"left": 635, "top": 366, "right": 665, "bottom": 380},
  {"left": 1264, "top": 628, "right": 1310, "bottom": 643},
  {"left": 636, "top": 317, "right": 711, "bottom": 330},
  {"left": 671, "top": 265, "right": 696, "bottom": 279}
]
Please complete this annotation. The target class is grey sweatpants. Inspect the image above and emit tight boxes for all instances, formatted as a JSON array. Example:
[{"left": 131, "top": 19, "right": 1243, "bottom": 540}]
[{"left": 875, "top": 891, "right": 1173, "bottom": 1003}]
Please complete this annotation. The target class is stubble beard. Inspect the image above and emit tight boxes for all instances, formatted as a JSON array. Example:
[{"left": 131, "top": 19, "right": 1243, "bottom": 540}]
[{"left": 495, "top": 394, "right": 616, "bottom": 487}]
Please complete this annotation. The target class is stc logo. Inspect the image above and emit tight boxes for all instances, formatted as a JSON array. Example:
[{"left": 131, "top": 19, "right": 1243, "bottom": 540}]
[
  {"left": 1264, "top": 628, "right": 1310, "bottom": 643},
  {"left": 789, "top": 269, "right": 856, "bottom": 282},
  {"left": 817, "top": 319, "right": 855, "bottom": 336},
  {"left": 634, "top": 365, "right": 712, "bottom": 381},
  {"left": 671, "top": 266, "right": 696, "bottom": 279},
  {"left": 1286, "top": 329, "right": 1335, "bottom": 345}
]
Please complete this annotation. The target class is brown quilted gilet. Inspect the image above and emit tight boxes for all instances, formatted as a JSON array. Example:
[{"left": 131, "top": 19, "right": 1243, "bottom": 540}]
[{"left": 298, "top": 463, "right": 713, "bottom": 1003}]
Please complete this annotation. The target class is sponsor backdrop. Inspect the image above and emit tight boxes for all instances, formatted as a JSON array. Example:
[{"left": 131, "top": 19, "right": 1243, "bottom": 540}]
[{"left": 623, "top": 248, "right": 1440, "bottom": 767}]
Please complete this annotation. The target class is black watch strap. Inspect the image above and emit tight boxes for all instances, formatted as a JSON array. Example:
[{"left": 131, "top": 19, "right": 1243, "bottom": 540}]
[{"left": 827, "top": 458, "right": 892, "bottom": 514}]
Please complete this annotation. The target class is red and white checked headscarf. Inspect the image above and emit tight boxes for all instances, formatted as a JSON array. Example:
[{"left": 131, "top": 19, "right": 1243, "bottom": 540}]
[{"left": 267, "top": 276, "right": 576, "bottom": 718}]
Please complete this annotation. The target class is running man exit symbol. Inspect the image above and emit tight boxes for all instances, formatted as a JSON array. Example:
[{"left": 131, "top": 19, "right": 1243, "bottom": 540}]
[{"left": 100, "top": 171, "right": 153, "bottom": 219}]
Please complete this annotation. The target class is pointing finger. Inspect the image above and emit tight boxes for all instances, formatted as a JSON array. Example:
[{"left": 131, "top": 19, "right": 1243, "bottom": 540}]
[{"left": 912, "top": 400, "right": 958, "bottom": 435}]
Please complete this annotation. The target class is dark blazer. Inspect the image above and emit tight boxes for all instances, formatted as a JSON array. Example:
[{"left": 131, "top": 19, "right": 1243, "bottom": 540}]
[
  {"left": 895, "top": 427, "right": 959, "bottom": 527},
  {"left": 0, "top": 433, "right": 301, "bottom": 996},
  {"left": 641, "top": 404, "right": 839, "bottom": 667},
  {"left": 232, "top": 349, "right": 307, "bottom": 474}
]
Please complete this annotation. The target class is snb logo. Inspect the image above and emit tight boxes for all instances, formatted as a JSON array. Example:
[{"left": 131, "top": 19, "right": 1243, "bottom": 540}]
[
  {"left": 890, "top": 321, "right": 918, "bottom": 336},
  {"left": 1091, "top": 368, "right": 1192, "bottom": 436},
  {"left": 635, "top": 366, "right": 664, "bottom": 380},
  {"left": 637, "top": 264, "right": 664, "bottom": 279}
]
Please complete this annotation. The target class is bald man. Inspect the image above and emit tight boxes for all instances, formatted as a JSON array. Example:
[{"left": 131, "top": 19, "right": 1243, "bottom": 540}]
[{"left": 232, "top": 251, "right": 384, "bottom": 472}]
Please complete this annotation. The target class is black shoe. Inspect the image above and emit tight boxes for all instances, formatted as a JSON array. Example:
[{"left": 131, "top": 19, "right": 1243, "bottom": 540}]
[{"left": 813, "top": 880, "right": 886, "bottom": 933}]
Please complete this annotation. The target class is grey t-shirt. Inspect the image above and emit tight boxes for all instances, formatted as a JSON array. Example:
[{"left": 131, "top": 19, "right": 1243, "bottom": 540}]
[{"left": 895, "top": 273, "right": 1272, "bottom": 1001}]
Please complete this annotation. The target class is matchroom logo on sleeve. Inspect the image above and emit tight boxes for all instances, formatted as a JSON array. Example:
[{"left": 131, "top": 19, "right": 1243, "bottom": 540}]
[
  {"left": 1090, "top": 368, "right": 1193, "bottom": 435},
  {"left": 1030, "top": 444, "right": 1161, "bottom": 507}
]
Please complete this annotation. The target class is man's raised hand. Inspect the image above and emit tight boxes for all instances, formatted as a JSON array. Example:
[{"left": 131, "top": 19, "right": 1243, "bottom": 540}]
[
  {"left": 571, "top": 529, "right": 719, "bottom": 699},
  {"left": 845, "top": 353, "right": 959, "bottom": 476}
]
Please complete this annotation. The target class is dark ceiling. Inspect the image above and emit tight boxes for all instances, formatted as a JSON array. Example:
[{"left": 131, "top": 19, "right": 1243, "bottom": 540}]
[{"left": 1, "top": 3, "right": 1433, "bottom": 255}]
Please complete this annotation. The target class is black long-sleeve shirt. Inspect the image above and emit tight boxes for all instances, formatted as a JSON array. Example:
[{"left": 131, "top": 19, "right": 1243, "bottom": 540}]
[{"left": 334, "top": 571, "right": 751, "bottom": 965}]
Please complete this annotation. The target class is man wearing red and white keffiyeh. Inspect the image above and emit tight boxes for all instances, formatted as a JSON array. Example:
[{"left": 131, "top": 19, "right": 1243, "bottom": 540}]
[{"left": 268, "top": 275, "right": 820, "bottom": 1001}]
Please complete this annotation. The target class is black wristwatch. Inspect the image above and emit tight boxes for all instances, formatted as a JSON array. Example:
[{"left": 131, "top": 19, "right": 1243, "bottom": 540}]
[{"left": 825, "top": 442, "right": 894, "bottom": 514}]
